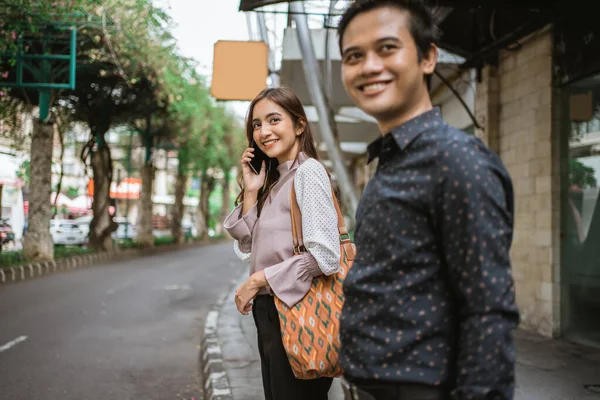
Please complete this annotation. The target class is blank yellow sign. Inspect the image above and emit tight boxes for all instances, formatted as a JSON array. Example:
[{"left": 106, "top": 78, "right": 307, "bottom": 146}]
[{"left": 211, "top": 40, "right": 269, "bottom": 101}]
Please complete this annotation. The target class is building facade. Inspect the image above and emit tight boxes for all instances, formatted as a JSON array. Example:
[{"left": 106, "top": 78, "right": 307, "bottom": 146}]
[{"left": 472, "top": 23, "right": 600, "bottom": 346}]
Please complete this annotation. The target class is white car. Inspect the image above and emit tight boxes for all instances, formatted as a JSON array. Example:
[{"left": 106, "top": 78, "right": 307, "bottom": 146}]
[
  {"left": 112, "top": 220, "right": 137, "bottom": 240},
  {"left": 182, "top": 220, "right": 198, "bottom": 238},
  {"left": 50, "top": 220, "right": 87, "bottom": 246},
  {"left": 74, "top": 215, "right": 92, "bottom": 241}
]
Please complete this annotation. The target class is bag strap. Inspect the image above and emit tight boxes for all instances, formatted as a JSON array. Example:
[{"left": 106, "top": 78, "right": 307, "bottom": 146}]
[{"left": 290, "top": 180, "right": 353, "bottom": 257}]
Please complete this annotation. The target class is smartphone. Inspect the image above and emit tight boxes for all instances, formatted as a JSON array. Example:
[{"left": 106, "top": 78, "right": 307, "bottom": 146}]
[{"left": 249, "top": 141, "right": 269, "bottom": 175}]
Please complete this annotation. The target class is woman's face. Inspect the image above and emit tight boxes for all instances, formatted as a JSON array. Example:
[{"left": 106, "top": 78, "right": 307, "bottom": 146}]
[{"left": 251, "top": 99, "right": 302, "bottom": 163}]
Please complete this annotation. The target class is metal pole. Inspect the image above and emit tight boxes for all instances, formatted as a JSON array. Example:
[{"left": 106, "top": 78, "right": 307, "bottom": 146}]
[
  {"left": 256, "top": 12, "right": 280, "bottom": 87},
  {"left": 290, "top": 2, "right": 359, "bottom": 222},
  {"left": 0, "top": 184, "right": 3, "bottom": 252},
  {"left": 39, "top": 35, "right": 51, "bottom": 121},
  {"left": 69, "top": 27, "right": 77, "bottom": 89},
  {"left": 124, "top": 129, "right": 133, "bottom": 240},
  {"left": 115, "top": 167, "right": 121, "bottom": 218},
  {"left": 324, "top": 0, "right": 338, "bottom": 100},
  {"left": 16, "top": 37, "right": 23, "bottom": 86},
  {"left": 246, "top": 12, "right": 255, "bottom": 41}
]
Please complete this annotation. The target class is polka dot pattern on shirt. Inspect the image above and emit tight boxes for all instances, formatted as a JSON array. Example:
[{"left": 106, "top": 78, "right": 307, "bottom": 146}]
[{"left": 340, "top": 108, "right": 519, "bottom": 400}]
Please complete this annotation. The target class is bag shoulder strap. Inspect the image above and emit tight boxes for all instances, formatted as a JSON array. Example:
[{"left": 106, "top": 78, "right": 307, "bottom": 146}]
[{"left": 290, "top": 179, "right": 351, "bottom": 256}]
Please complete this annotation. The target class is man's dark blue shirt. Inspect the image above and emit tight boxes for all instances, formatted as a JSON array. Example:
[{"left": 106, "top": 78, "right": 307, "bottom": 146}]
[{"left": 340, "top": 108, "right": 520, "bottom": 399}]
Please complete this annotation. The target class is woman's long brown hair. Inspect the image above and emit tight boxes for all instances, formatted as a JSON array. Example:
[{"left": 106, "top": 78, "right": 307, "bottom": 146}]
[{"left": 235, "top": 87, "right": 320, "bottom": 216}]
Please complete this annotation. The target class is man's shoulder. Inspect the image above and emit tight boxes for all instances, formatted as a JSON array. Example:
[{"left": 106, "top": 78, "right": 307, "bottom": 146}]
[
  {"left": 413, "top": 121, "right": 477, "bottom": 147},
  {"left": 432, "top": 125, "right": 512, "bottom": 188},
  {"left": 428, "top": 124, "right": 495, "bottom": 163},
  {"left": 440, "top": 124, "right": 483, "bottom": 146}
]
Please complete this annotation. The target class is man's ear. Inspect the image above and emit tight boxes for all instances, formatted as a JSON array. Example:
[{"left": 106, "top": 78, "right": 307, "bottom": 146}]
[{"left": 422, "top": 43, "right": 438, "bottom": 75}]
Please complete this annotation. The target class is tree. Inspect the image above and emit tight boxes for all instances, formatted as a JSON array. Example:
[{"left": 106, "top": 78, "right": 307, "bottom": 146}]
[
  {"left": 0, "top": 0, "right": 163, "bottom": 257},
  {"left": 163, "top": 63, "right": 213, "bottom": 243},
  {"left": 15, "top": 160, "right": 30, "bottom": 187},
  {"left": 60, "top": 0, "right": 177, "bottom": 250},
  {"left": 0, "top": 1, "right": 89, "bottom": 56},
  {"left": 570, "top": 159, "right": 597, "bottom": 190},
  {"left": 1, "top": 0, "right": 231, "bottom": 255},
  {"left": 0, "top": 0, "right": 103, "bottom": 261},
  {"left": 129, "top": 114, "right": 171, "bottom": 247},
  {"left": 192, "top": 106, "right": 232, "bottom": 239},
  {"left": 23, "top": 119, "right": 55, "bottom": 260},
  {"left": 65, "top": 72, "right": 156, "bottom": 250},
  {"left": 215, "top": 112, "right": 245, "bottom": 236}
]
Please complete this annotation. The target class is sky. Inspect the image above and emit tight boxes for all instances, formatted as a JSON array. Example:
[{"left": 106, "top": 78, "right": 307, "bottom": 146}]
[
  {"left": 158, "top": 0, "right": 252, "bottom": 119},
  {"left": 155, "top": 1, "right": 348, "bottom": 121}
]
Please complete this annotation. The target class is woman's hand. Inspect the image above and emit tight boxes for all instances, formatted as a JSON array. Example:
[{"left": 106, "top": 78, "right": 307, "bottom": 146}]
[
  {"left": 235, "top": 270, "right": 268, "bottom": 315},
  {"left": 241, "top": 147, "right": 267, "bottom": 194}
]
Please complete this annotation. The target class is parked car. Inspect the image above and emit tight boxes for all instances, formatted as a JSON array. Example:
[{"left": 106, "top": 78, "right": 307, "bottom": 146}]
[
  {"left": 112, "top": 219, "right": 137, "bottom": 240},
  {"left": 182, "top": 220, "right": 198, "bottom": 238},
  {"left": 50, "top": 219, "right": 86, "bottom": 246},
  {"left": 74, "top": 215, "right": 92, "bottom": 237}
]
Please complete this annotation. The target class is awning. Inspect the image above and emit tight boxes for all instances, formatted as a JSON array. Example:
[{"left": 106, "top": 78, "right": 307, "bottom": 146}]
[
  {"left": 87, "top": 178, "right": 142, "bottom": 199},
  {"left": 239, "top": 0, "right": 284, "bottom": 11},
  {"left": 0, "top": 179, "right": 23, "bottom": 187},
  {"left": 51, "top": 193, "right": 92, "bottom": 214},
  {"left": 238, "top": 0, "right": 586, "bottom": 76}
]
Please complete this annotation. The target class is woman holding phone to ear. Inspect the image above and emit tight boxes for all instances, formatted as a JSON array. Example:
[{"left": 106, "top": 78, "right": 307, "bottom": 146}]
[{"left": 223, "top": 87, "right": 340, "bottom": 400}]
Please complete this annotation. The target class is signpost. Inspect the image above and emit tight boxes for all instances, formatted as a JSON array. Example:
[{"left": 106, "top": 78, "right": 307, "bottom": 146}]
[{"left": 1, "top": 27, "right": 77, "bottom": 120}]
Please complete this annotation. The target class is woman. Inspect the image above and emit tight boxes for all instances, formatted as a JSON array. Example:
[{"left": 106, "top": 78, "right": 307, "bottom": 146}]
[{"left": 223, "top": 87, "right": 340, "bottom": 400}]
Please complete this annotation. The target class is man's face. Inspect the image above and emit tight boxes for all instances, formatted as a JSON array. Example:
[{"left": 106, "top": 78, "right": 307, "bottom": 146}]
[{"left": 340, "top": 6, "right": 436, "bottom": 124}]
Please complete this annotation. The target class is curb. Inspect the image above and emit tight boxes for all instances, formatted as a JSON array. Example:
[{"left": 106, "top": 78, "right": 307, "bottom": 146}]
[
  {"left": 200, "top": 280, "right": 239, "bottom": 400},
  {"left": 0, "top": 238, "right": 230, "bottom": 285}
]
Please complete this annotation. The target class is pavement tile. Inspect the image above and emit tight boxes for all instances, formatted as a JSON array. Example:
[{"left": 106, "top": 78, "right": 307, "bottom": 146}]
[{"left": 214, "top": 273, "right": 600, "bottom": 400}]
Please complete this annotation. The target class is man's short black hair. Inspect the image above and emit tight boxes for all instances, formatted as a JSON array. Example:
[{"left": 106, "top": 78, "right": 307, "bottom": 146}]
[{"left": 337, "top": 0, "right": 440, "bottom": 61}]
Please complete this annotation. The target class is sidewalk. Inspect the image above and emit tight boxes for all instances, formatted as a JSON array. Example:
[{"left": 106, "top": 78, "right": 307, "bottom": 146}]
[{"left": 209, "top": 273, "right": 600, "bottom": 400}]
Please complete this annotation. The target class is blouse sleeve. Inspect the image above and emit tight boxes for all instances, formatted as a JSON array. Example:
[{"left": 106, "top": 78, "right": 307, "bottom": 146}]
[
  {"left": 233, "top": 240, "right": 251, "bottom": 263},
  {"left": 264, "top": 159, "right": 340, "bottom": 307},
  {"left": 223, "top": 203, "right": 258, "bottom": 253}
]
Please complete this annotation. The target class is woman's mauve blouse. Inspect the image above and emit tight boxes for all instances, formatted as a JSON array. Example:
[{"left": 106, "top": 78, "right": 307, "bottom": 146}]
[{"left": 223, "top": 153, "right": 340, "bottom": 307}]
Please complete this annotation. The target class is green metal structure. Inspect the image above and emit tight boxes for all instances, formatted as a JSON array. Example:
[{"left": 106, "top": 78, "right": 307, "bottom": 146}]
[
  {"left": 2, "top": 28, "right": 77, "bottom": 120},
  {"left": 0, "top": 4, "right": 109, "bottom": 120}
]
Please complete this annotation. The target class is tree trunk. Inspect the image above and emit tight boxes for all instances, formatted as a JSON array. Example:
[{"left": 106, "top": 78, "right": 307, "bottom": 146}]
[
  {"left": 89, "top": 144, "right": 117, "bottom": 251},
  {"left": 196, "top": 170, "right": 214, "bottom": 240},
  {"left": 138, "top": 162, "right": 155, "bottom": 248},
  {"left": 0, "top": 183, "right": 3, "bottom": 253},
  {"left": 171, "top": 172, "right": 187, "bottom": 244},
  {"left": 195, "top": 174, "right": 207, "bottom": 241},
  {"left": 217, "top": 169, "right": 232, "bottom": 237},
  {"left": 23, "top": 120, "right": 55, "bottom": 262},
  {"left": 52, "top": 122, "right": 66, "bottom": 218},
  {"left": 195, "top": 202, "right": 207, "bottom": 240}
]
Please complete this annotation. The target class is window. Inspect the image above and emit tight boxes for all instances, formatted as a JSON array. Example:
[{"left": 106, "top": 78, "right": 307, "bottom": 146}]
[{"left": 562, "top": 75, "right": 600, "bottom": 347}]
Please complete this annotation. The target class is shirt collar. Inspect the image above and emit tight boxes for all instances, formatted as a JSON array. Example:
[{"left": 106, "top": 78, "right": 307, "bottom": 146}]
[
  {"left": 367, "top": 107, "right": 443, "bottom": 164},
  {"left": 276, "top": 152, "right": 307, "bottom": 174}
]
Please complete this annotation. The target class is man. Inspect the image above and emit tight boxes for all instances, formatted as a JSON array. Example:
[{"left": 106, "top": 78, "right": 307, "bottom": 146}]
[{"left": 337, "top": 1, "right": 520, "bottom": 399}]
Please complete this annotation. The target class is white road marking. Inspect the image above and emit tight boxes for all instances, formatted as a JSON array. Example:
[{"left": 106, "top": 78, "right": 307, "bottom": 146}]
[{"left": 0, "top": 336, "right": 28, "bottom": 353}]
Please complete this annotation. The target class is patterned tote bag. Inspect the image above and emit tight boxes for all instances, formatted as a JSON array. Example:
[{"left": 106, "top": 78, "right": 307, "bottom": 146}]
[{"left": 273, "top": 182, "right": 356, "bottom": 380}]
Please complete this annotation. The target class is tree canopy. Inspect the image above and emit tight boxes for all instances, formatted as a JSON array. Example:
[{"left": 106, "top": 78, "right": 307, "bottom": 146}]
[{"left": 1, "top": 0, "right": 245, "bottom": 167}]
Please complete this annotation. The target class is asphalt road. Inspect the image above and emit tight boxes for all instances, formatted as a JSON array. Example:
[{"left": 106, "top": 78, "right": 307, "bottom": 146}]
[{"left": 0, "top": 242, "right": 246, "bottom": 400}]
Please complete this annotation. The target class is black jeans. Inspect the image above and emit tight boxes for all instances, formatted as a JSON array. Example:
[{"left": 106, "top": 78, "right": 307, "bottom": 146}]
[
  {"left": 252, "top": 295, "right": 333, "bottom": 400},
  {"left": 341, "top": 378, "right": 449, "bottom": 400}
]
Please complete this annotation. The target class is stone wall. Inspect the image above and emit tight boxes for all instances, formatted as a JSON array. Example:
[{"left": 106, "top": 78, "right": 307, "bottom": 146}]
[{"left": 474, "top": 29, "right": 561, "bottom": 337}]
